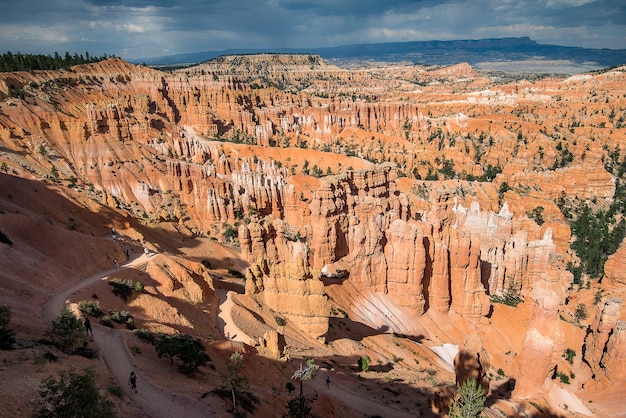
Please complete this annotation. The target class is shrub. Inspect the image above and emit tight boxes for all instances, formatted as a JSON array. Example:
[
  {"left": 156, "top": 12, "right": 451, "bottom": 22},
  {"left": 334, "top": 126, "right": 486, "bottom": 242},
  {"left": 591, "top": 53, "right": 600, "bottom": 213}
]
[
  {"left": 358, "top": 355, "right": 369, "bottom": 372},
  {"left": 134, "top": 329, "right": 157, "bottom": 345},
  {"left": 563, "top": 348, "right": 576, "bottom": 364},
  {"left": 108, "top": 278, "right": 143, "bottom": 301},
  {"left": 155, "top": 333, "right": 210, "bottom": 374},
  {"left": 33, "top": 368, "right": 117, "bottom": 418},
  {"left": 286, "top": 381, "right": 295, "bottom": 394},
  {"left": 107, "top": 385, "right": 123, "bottom": 397},
  {"left": 490, "top": 283, "right": 523, "bottom": 307},
  {"left": 77, "top": 300, "right": 103, "bottom": 317},
  {"left": 574, "top": 303, "right": 589, "bottom": 322},
  {"left": 99, "top": 316, "right": 113, "bottom": 328},
  {"left": 47, "top": 306, "right": 85, "bottom": 354},
  {"left": 528, "top": 206, "right": 545, "bottom": 226},
  {"left": 109, "top": 310, "right": 134, "bottom": 329}
]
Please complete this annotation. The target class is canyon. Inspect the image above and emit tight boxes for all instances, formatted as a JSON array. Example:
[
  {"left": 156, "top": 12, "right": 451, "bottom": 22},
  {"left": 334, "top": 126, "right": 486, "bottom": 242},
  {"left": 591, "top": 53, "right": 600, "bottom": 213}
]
[{"left": 0, "top": 53, "right": 625, "bottom": 417}]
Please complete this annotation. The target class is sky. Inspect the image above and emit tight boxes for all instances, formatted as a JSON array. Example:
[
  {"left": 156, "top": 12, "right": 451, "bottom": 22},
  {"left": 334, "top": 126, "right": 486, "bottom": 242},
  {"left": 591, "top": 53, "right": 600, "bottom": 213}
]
[{"left": 0, "top": 0, "right": 624, "bottom": 60}]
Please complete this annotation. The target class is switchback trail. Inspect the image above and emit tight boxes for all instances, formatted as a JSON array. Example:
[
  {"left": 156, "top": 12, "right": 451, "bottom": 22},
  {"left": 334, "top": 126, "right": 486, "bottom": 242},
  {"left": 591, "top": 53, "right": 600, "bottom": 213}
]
[
  {"left": 45, "top": 252, "right": 424, "bottom": 417},
  {"left": 44, "top": 253, "right": 214, "bottom": 418}
]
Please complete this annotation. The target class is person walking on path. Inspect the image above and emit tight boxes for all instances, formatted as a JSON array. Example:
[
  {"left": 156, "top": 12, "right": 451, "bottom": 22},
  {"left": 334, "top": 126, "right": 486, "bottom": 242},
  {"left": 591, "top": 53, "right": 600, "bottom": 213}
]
[
  {"left": 84, "top": 317, "right": 93, "bottom": 337},
  {"left": 326, "top": 375, "right": 331, "bottom": 388},
  {"left": 128, "top": 371, "right": 137, "bottom": 393},
  {"left": 114, "top": 258, "right": 119, "bottom": 268}
]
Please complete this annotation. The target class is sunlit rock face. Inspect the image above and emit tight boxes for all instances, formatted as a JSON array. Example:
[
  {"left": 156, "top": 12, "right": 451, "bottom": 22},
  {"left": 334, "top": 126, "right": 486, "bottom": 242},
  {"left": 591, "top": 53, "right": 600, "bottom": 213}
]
[{"left": 2, "top": 57, "right": 625, "bottom": 412}]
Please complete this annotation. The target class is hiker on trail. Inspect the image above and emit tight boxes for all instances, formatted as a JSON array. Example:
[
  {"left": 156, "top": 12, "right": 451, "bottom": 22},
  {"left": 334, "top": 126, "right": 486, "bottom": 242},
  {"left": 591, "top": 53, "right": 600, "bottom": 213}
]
[
  {"left": 111, "top": 227, "right": 117, "bottom": 240},
  {"left": 326, "top": 375, "right": 331, "bottom": 388},
  {"left": 84, "top": 317, "right": 93, "bottom": 337},
  {"left": 128, "top": 371, "right": 137, "bottom": 393},
  {"left": 144, "top": 247, "right": 150, "bottom": 258},
  {"left": 114, "top": 258, "right": 119, "bottom": 268},
  {"left": 125, "top": 249, "right": 130, "bottom": 260}
]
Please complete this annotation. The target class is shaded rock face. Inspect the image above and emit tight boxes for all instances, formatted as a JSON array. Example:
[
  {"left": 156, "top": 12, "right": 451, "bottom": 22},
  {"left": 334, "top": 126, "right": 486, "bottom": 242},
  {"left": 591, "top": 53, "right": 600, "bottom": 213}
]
[
  {"left": 454, "top": 335, "right": 491, "bottom": 394},
  {"left": 602, "top": 321, "right": 626, "bottom": 381},
  {"left": 258, "top": 330, "right": 287, "bottom": 360},
  {"left": 584, "top": 298, "right": 624, "bottom": 379},
  {"left": 513, "top": 279, "right": 565, "bottom": 398}
]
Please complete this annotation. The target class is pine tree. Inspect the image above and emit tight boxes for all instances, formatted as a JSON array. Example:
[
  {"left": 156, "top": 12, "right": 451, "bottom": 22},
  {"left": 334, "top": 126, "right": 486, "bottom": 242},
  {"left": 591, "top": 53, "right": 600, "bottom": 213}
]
[
  {"left": 449, "top": 378, "right": 486, "bottom": 418},
  {"left": 220, "top": 352, "right": 249, "bottom": 414},
  {"left": 47, "top": 306, "right": 85, "bottom": 354}
]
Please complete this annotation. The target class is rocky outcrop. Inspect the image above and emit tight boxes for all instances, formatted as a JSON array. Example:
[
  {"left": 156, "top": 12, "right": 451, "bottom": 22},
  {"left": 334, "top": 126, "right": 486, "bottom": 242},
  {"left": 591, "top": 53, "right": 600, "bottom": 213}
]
[
  {"left": 241, "top": 218, "right": 330, "bottom": 341},
  {"left": 604, "top": 240, "right": 626, "bottom": 286},
  {"left": 454, "top": 334, "right": 491, "bottom": 394},
  {"left": 602, "top": 321, "right": 626, "bottom": 381},
  {"left": 258, "top": 330, "right": 287, "bottom": 360},
  {"left": 513, "top": 279, "right": 565, "bottom": 398},
  {"left": 144, "top": 255, "right": 216, "bottom": 305},
  {"left": 584, "top": 298, "right": 623, "bottom": 377}
]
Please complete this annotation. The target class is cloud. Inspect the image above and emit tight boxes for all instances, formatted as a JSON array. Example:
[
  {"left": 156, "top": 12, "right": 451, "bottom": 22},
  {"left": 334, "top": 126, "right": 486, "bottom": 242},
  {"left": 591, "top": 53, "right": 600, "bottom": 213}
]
[{"left": 0, "top": 0, "right": 623, "bottom": 58}]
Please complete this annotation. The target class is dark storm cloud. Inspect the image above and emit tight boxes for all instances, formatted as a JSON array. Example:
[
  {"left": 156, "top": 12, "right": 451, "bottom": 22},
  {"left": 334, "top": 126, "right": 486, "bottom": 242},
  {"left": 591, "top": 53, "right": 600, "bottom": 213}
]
[{"left": 0, "top": 0, "right": 623, "bottom": 60}]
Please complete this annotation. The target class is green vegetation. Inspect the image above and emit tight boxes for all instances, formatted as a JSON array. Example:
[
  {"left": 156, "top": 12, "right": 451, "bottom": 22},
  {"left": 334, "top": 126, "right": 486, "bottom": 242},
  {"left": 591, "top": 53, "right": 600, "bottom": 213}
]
[
  {"left": 107, "top": 385, "right": 124, "bottom": 398},
  {"left": 108, "top": 310, "right": 135, "bottom": 329},
  {"left": 498, "top": 181, "right": 511, "bottom": 196},
  {"left": 479, "top": 164, "right": 502, "bottom": 181},
  {"left": 448, "top": 378, "right": 486, "bottom": 418},
  {"left": 563, "top": 348, "right": 576, "bottom": 365},
  {"left": 561, "top": 149, "right": 626, "bottom": 282},
  {"left": 574, "top": 303, "right": 589, "bottom": 322},
  {"left": 288, "top": 358, "right": 319, "bottom": 418},
  {"left": 489, "top": 284, "right": 523, "bottom": 307},
  {"left": 358, "top": 355, "right": 370, "bottom": 372},
  {"left": 0, "top": 51, "right": 111, "bottom": 72},
  {"left": 108, "top": 278, "right": 144, "bottom": 301},
  {"left": 33, "top": 368, "right": 117, "bottom": 418},
  {"left": 77, "top": 300, "right": 103, "bottom": 317},
  {"left": 527, "top": 206, "right": 545, "bottom": 226},
  {"left": 0, "top": 305, "right": 16, "bottom": 350},
  {"left": 47, "top": 306, "right": 85, "bottom": 354},
  {"left": 220, "top": 352, "right": 250, "bottom": 414},
  {"left": 143, "top": 332, "right": 211, "bottom": 374}
]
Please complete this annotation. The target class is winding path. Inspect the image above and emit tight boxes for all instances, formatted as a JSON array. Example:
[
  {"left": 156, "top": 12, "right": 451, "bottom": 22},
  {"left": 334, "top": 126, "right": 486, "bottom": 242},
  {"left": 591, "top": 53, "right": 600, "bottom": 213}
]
[
  {"left": 44, "top": 254, "right": 211, "bottom": 418},
  {"left": 45, "top": 252, "right": 423, "bottom": 418}
]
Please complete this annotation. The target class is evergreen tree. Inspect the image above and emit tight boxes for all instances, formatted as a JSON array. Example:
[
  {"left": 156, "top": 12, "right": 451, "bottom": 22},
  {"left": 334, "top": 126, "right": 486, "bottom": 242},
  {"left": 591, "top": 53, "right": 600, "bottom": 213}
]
[
  {"left": 33, "top": 368, "right": 117, "bottom": 418},
  {"left": 47, "top": 306, "right": 85, "bottom": 354},
  {"left": 220, "top": 352, "right": 249, "bottom": 414},
  {"left": 288, "top": 358, "right": 319, "bottom": 418},
  {"left": 449, "top": 378, "right": 486, "bottom": 418}
]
